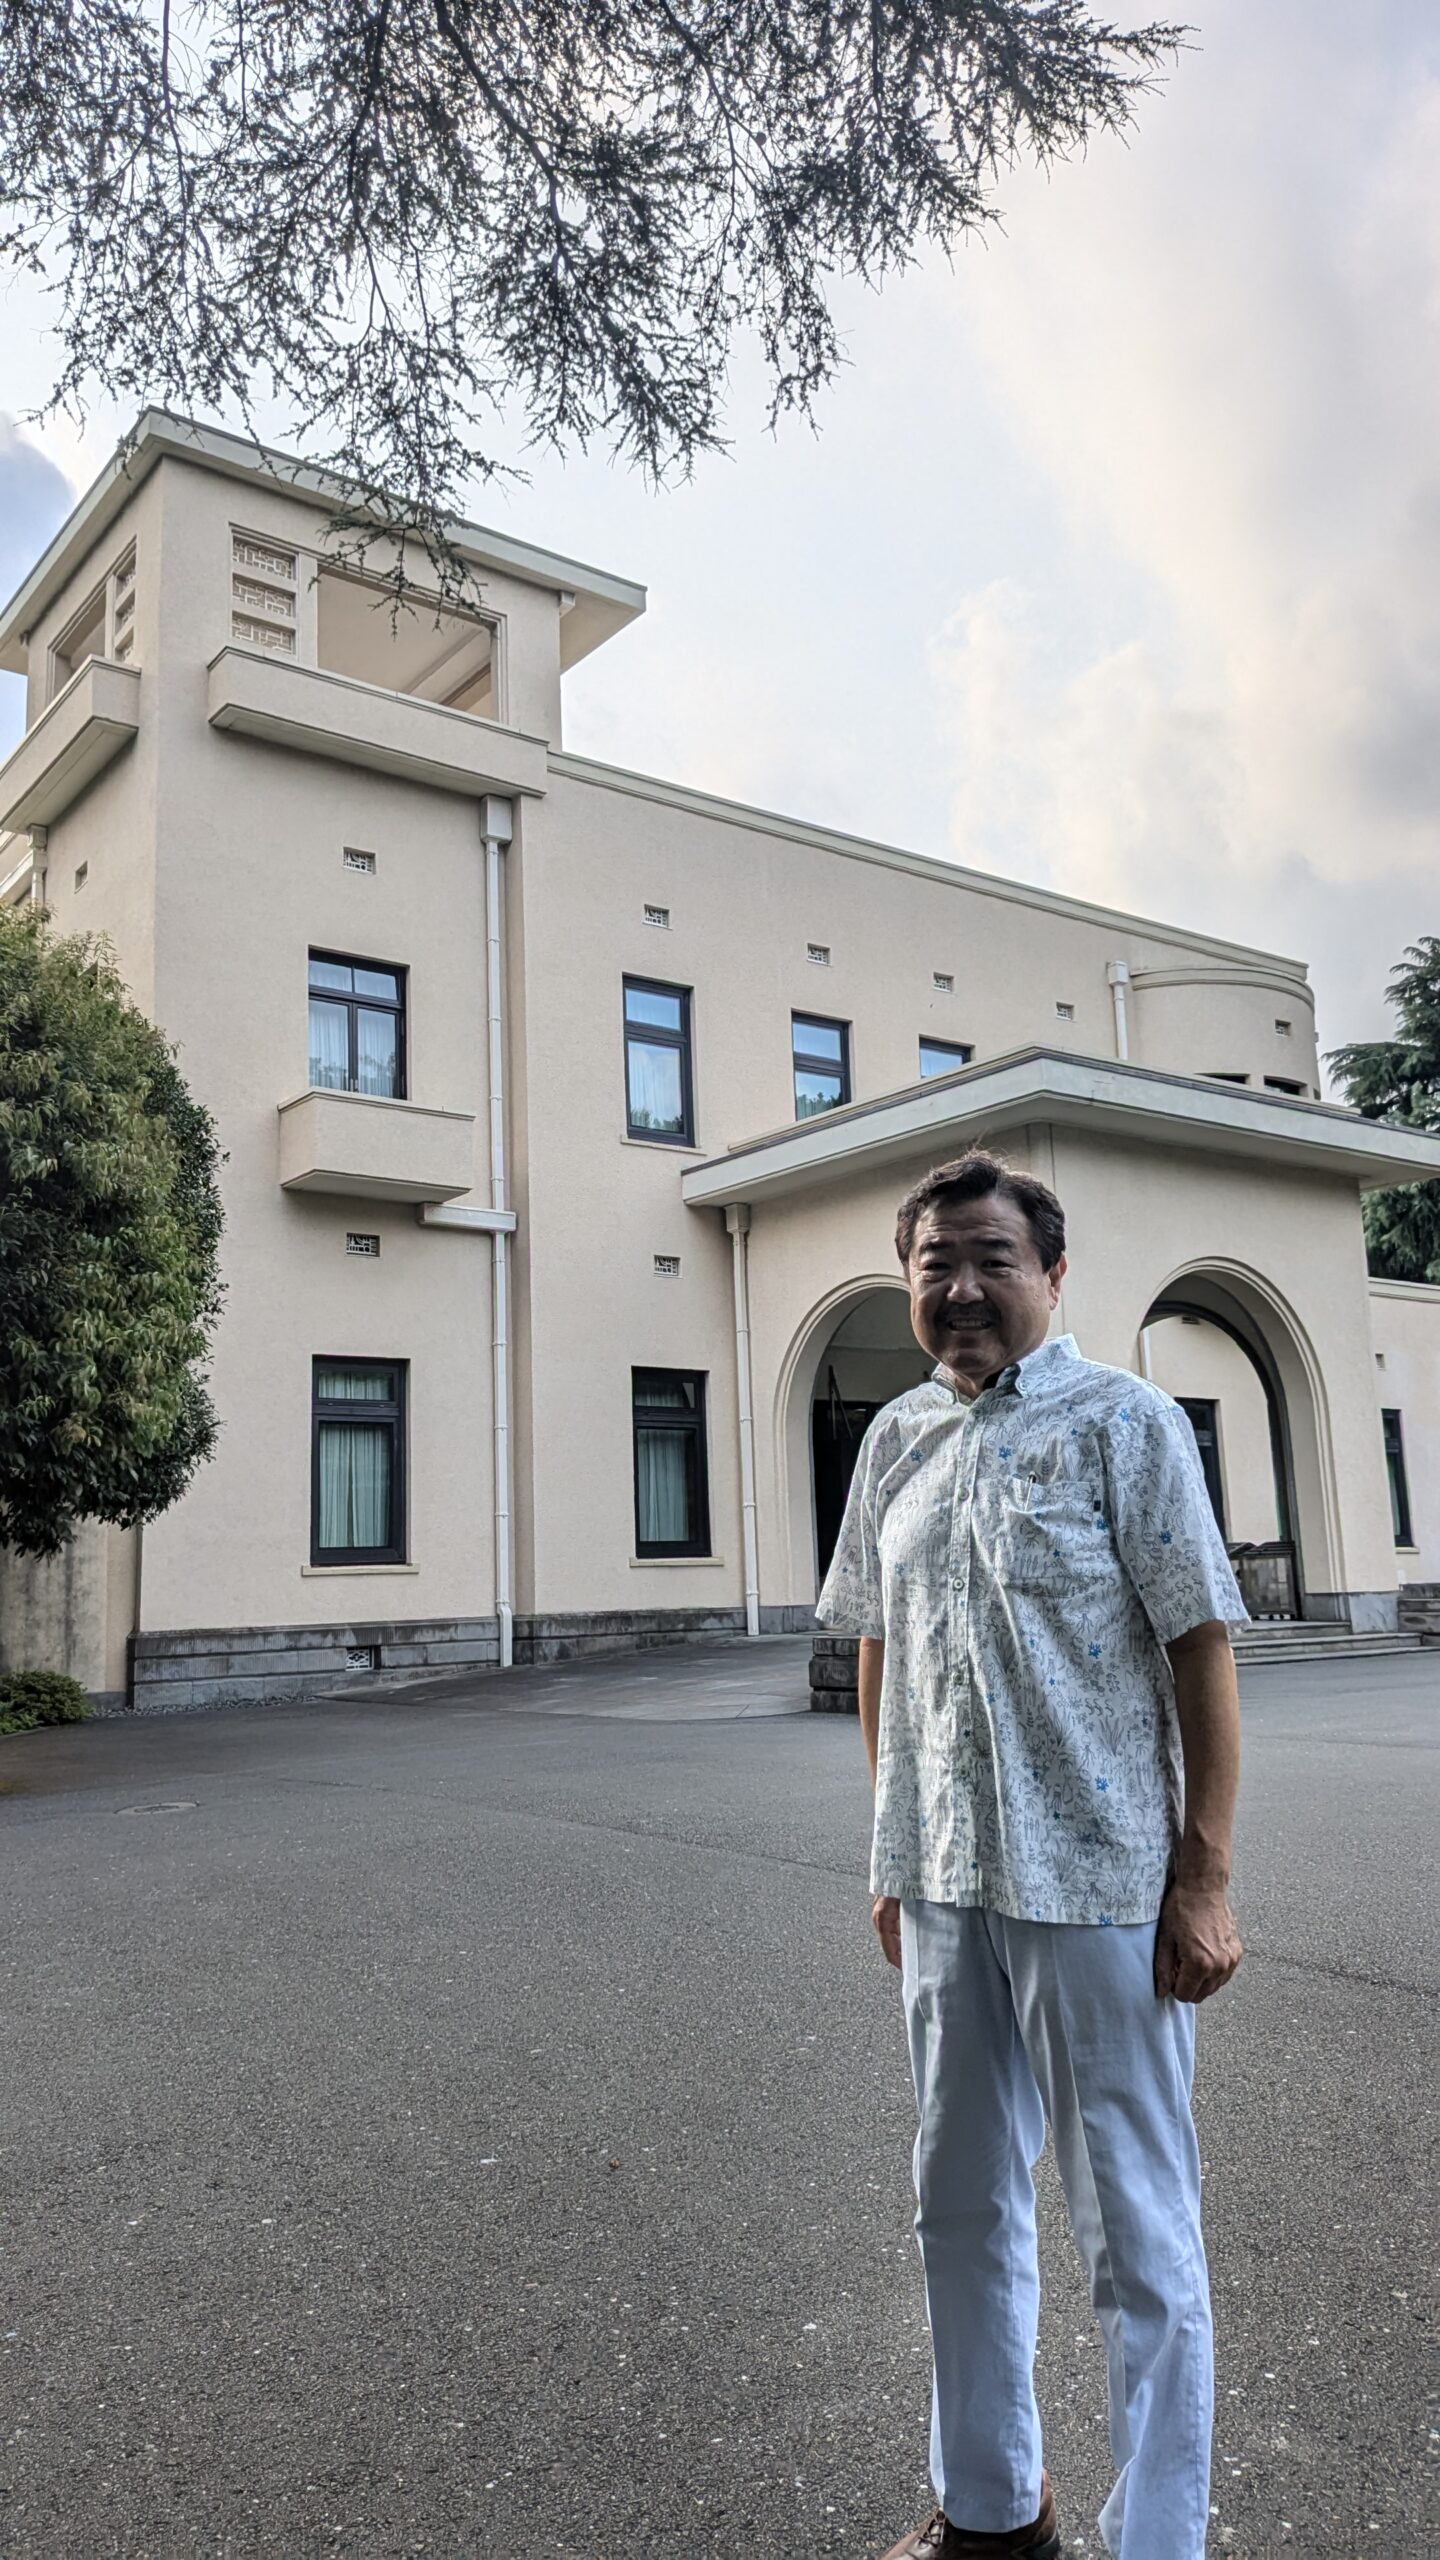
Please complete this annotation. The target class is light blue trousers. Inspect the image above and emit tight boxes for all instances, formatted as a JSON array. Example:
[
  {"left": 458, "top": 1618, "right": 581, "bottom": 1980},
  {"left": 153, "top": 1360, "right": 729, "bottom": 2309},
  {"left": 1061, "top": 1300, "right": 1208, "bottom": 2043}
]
[{"left": 900, "top": 1901, "right": 1213, "bottom": 2559}]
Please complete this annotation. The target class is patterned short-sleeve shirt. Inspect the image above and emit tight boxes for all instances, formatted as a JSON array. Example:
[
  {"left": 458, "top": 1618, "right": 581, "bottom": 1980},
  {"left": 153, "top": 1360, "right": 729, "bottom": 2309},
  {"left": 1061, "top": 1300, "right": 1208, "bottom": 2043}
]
[{"left": 815, "top": 1333, "right": 1246, "bottom": 1924}]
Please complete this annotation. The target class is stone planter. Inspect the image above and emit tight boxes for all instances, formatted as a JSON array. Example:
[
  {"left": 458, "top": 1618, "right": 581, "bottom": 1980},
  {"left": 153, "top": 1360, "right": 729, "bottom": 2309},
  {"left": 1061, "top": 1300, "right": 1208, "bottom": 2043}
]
[
  {"left": 809, "top": 1631, "right": 859, "bottom": 1712},
  {"left": 1398, "top": 1583, "right": 1440, "bottom": 1641}
]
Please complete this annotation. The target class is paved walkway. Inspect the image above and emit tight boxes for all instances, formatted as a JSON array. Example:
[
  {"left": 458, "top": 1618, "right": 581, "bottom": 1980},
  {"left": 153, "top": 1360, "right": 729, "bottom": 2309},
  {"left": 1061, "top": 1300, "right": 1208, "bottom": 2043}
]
[
  {"left": 351, "top": 1632, "right": 817, "bottom": 1721},
  {"left": 2, "top": 1646, "right": 1435, "bottom": 2558}
]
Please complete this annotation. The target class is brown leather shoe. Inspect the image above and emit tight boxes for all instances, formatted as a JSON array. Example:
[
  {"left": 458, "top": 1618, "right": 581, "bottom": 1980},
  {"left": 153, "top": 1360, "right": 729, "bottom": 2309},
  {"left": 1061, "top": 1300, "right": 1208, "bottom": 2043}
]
[{"left": 879, "top": 2472, "right": 1061, "bottom": 2560}]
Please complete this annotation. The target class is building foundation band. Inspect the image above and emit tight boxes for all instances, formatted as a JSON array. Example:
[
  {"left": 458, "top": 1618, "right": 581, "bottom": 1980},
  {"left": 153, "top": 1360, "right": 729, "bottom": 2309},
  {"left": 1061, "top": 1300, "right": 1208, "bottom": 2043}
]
[{"left": 1, "top": 410, "right": 1437, "bottom": 1708}]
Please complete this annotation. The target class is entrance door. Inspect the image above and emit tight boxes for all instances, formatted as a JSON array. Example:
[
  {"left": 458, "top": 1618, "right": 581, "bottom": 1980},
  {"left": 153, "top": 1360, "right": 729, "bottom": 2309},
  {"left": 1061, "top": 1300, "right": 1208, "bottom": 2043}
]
[
  {"left": 812, "top": 1367, "right": 883, "bottom": 1579},
  {"left": 1177, "top": 1397, "right": 1226, "bottom": 1537}
]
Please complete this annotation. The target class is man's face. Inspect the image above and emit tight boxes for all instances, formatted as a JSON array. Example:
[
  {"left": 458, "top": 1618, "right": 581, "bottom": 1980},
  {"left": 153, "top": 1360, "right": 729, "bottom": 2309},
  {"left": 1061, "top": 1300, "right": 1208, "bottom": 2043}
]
[{"left": 906, "top": 1191, "right": 1066, "bottom": 1392}]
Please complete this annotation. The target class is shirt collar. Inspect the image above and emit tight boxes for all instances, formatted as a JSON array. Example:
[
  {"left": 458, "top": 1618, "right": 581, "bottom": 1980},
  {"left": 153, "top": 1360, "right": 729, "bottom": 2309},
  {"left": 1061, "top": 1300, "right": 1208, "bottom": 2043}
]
[{"left": 931, "top": 1332, "right": 1080, "bottom": 1401}]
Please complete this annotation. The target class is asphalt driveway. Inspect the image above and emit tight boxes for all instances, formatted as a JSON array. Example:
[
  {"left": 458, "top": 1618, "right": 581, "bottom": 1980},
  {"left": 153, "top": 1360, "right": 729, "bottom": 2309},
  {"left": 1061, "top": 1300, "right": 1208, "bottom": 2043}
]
[{"left": 2, "top": 1639, "right": 1435, "bottom": 2559}]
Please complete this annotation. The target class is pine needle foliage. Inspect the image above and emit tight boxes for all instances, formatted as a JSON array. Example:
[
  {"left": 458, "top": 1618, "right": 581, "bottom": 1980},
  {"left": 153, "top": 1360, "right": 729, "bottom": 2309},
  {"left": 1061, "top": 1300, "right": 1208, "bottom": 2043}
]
[
  {"left": 0, "top": 1667, "right": 93, "bottom": 1732},
  {"left": 0, "top": 907, "right": 224, "bottom": 1556},
  {"left": 0, "top": 1, "right": 1182, "bottom": 592},
  {"left": 1329, "top": 938, "right": 1440, "bottom": 1285}
]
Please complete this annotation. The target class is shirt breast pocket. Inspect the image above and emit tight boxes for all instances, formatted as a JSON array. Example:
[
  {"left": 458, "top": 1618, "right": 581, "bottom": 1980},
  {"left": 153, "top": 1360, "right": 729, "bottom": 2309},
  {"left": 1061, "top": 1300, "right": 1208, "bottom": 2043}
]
[{"left": 995, "top": 1479, "right": 1108, "bottom": 1590}]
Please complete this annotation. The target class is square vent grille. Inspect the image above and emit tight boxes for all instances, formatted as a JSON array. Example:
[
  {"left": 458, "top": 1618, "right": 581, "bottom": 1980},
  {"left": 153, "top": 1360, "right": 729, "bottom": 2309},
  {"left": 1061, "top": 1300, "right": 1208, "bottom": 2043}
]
[
  {"left": 654, "top": 1254, "right": 681, "bottom": 1277},
  {"left": 806, "top": 942, "right": 831, "bottom": 965},
  {"left": 344, "top": 847, "right": 377, "bottom": 874},
  {"left": 644, "top": 903, "right": 670, "bottom": 928},
  {"left": 933, "top": 971, "right": 954, "bottom": 993},
  {"left": 346, "top": 1232, "right": 381, "bottom": 1257}
]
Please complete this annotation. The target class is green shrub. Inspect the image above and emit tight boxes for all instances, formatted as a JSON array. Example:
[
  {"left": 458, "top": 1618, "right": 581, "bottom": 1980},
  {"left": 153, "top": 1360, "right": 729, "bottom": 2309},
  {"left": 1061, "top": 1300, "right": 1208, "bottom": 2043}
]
[
  {"left": 0, "top": 1669, "right": 93, "bottom": 1734},
  {"left": 0, "top": 906, "right": 224, "bottom": 1556}
]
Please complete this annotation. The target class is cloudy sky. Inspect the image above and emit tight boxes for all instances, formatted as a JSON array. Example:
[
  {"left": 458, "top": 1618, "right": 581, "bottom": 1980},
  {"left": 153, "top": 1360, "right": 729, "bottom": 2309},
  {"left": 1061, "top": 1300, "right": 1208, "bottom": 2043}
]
[{"left": 1, "top": 0, "right": 1435, "bottom": 1058}]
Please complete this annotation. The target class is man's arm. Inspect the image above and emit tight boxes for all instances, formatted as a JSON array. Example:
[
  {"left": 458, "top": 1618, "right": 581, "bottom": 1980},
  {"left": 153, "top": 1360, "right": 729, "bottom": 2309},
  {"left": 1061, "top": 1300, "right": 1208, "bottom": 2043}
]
[
  {"left": 859, "top": 1637, "right": 902, "bottom": 1970},
  {"left": 1157, "top": 1618, "right": 1244, "bottom": 2003},
  {"left": 858, "top": 1635, "right": 885, "bottom": 1786}
]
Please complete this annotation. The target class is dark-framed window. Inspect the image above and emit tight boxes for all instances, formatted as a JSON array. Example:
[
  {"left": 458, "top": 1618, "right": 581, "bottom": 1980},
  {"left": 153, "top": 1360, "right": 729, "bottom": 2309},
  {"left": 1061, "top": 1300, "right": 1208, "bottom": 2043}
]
[
  {"left": 623, "top": 977, "right": 694, "bottom": 1143},
  {"left": 632, "top": 1369, "right": 710, "bottom": 1556},
  {"left": 919, "top": 1036, "right": 974, "bottom": 1080},
  {"left": 792, "top": 1013, "right": 851, "bottom": 1119},
  {"left": 311, "top": 1359, "right": 406, "bottom": 1564},
  {"left": 1178, "top": 1397, "right": 1227, "bottom": 1539},
  {"left": 309, "top": 951, "right": 406, "bottom": 1098},
  {"left": 1382, "top": 1409, "right": 1413, "bottom": 1547}
]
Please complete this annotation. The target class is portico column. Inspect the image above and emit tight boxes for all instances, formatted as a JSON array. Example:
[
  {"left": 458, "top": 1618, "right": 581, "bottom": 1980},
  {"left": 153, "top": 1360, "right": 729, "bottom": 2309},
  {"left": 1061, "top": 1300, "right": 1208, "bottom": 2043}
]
[{"left": 725, "top": 1202, "right": 762, "bottom": 1637}]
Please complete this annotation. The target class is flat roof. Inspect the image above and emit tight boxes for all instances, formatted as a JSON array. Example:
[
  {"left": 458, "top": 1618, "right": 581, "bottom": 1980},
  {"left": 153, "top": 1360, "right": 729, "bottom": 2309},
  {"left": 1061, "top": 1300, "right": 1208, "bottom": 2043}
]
[
  {"left": 680, "top": 1047, "right": 1440, "bottom": 1207},
  {"left": 0, "top": 411, "right": 647, "bottom": 675}
]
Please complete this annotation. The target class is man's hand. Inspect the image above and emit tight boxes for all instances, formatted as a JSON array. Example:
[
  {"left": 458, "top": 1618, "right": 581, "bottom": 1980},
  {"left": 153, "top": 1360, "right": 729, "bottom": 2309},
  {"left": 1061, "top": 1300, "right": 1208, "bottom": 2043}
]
[
  {"left": 1154, "top": 1879, "right": 1243, "bottom": 2002},
  {"left": 1161, "top": 1619, "right": 1243, "bottom": 2002},
  {"left": 872, "top": 1894, "right": 902, "bottom": 1970}
]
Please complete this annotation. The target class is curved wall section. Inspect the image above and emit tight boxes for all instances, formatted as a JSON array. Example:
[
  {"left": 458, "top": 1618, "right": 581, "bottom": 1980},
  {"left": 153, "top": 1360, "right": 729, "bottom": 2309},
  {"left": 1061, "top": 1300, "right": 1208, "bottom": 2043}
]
[{"left": 1130, "top": 966, "right": 1318, "bottom": 1093}]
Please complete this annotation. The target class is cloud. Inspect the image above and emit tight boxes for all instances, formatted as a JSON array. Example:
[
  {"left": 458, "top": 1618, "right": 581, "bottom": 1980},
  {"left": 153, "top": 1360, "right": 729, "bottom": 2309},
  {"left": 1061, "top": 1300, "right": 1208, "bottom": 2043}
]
[
  {"left": 0, "top": 4, "right": 1430, "bottom": 1052},
  {"left": 0, "top": 416, "right": 73, "bottom": 607},
  {"left": 0, "top": 419, "right": 75, "bottom": 756},
  {"left": 924, "top": 0, "right": 1440, "bottom": 1041}
]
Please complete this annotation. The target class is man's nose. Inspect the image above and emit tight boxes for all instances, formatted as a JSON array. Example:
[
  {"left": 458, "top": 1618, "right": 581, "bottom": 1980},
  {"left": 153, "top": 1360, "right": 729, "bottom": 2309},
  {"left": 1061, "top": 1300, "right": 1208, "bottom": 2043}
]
[{"left": 945, "top": 1271, "right": 986, "bottom": 1303}]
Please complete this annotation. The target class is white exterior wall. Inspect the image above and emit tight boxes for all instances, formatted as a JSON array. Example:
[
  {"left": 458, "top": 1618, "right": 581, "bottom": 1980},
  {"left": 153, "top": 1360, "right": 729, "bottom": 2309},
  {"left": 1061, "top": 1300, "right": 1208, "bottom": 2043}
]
[
  {"left": 513, "top": 764, "right": 1342, "bottom": 1622},
  {"left": 1369, "top": 1282, "right": 1440, "bottom": 1584},
  {"left": 140, "top": 462, "right": 504, "bottom": 1636},
  {"left": 24, "top": 469, "right": 164, "bottom": 1007},
  {"left": 1130, "top": 970, "right": 1320, "bottom": 1094},
  {"left": 712, "top": 1127, "right": 1401, "bottom": 1622},
  {"left": 542, "top": 760, "right": 1319, "bottom": 1132},
  {"left": 2, "top": 423, "right": 1436, "bottom": 1696}
]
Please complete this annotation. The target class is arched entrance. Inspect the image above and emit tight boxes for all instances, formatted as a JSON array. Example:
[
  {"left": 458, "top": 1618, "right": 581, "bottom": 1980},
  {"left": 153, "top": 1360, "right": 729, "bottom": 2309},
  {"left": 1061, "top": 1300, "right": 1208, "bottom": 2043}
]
[
  {"left": 1139, "top": 1265, "right": 1340, "bottom": 1621},
  {"left": 777, "top": 1282, "right": 931, "bottom": 1590}
]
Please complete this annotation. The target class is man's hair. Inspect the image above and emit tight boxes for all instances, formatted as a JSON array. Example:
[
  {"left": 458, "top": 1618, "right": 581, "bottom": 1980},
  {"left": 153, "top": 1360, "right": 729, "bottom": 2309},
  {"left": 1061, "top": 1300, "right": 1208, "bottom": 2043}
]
[{"left": 894, "top": 1149, "right": 1066, "bottom": 1272}]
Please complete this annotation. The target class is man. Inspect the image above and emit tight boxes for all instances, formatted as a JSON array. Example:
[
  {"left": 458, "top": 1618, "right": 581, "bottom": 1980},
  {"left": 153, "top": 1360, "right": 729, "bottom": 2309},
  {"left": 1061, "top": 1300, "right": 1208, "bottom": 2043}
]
[{"left": 816, "top": 1149, "right": 1245, "bottom": 2560}]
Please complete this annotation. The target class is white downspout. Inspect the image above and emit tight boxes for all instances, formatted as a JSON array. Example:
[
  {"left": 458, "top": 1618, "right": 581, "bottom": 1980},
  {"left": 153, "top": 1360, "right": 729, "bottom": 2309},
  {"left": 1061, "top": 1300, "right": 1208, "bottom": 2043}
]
[
  {"left": 725, "top": 1202, "right": 762, "bottom": 1638},
  {"left": 1107, "top": 959, "right": 1132, "bottom": 1063},
  {"left": 482, "top": 795, "right": 515, "bottom": 1669}
]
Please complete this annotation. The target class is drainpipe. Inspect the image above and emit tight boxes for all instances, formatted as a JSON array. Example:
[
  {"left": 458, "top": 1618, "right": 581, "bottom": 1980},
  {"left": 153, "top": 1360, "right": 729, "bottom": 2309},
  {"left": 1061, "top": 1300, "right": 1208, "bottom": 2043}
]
[
  {"left": 1107, "top": 960, "right": 1132, "bottom": 1062},
  {"left": 482, "top": 795, "right": 515, "bottom": 1669},
  {"left": 1138, "top": 1323, "right": 1154, "bottom": 1382},
  {"left": 725, "top": 1202, "right": 762, "bottom": 1637}
]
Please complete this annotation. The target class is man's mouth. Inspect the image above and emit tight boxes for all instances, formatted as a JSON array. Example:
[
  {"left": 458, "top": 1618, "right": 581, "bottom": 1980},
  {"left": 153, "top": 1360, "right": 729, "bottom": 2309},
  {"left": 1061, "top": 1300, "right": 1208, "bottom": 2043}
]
[{"left": 945, "top": 1309, "right": 995, "bottom": 1332}]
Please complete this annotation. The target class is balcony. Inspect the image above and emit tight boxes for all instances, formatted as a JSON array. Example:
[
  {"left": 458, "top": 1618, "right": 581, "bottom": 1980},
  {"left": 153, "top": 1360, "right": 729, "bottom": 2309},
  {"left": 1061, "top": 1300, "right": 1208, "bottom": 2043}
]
[
  {"left": 0, "top": 658, "right": 141, "bottom": 832},
  {"left": 278, "top": 1088, "right": 476, "bottom": 1203},
  {"left": 208, "top": 646, "right": 547, "bottom": 801}
]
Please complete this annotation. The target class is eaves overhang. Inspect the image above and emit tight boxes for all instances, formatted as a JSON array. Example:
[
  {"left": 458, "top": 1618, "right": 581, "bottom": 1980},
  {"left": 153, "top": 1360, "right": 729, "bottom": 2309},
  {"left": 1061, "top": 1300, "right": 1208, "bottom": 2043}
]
[
  {"left": 679, "top": 1049, "right": 1440, "bottom": 1210},
  {"left": 0, "top": 411, "right": 646, "bottom": 674}
]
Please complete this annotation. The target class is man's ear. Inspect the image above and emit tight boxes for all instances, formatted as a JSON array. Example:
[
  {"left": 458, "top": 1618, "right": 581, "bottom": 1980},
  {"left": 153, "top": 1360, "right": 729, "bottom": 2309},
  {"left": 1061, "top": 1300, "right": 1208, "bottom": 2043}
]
[{"left": 1047, "top": 1253, "right": 1068, "bottom": 1308}]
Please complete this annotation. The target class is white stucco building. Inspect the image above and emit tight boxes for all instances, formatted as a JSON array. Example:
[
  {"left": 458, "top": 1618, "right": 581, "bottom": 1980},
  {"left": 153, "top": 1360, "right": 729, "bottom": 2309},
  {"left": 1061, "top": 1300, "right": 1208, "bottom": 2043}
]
[{"left": 2, "top": 414, "right": 1438, "bottom": 1709}]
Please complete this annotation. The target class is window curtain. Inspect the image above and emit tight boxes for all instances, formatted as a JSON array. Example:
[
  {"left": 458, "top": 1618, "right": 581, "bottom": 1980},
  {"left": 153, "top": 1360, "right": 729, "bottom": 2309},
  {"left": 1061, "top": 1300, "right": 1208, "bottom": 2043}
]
[
  {"left": 627, "top": 1039, "right": 683, "bottom": 1131},
  {"left": 317, "top": 1367, "right": 390, "bottom": 1401},
  {"left": 309, "top": 998, "right": 350, "bottom": 1090},
  {"left": 317, "top": 1422, "right": 391, "bottom": 1550},
  {"left": 636, "top": 1428, "right": 691, "bottom": 1544},
  {"left": 356, "top": 1007, "right": 398, "bottom": 1096}
]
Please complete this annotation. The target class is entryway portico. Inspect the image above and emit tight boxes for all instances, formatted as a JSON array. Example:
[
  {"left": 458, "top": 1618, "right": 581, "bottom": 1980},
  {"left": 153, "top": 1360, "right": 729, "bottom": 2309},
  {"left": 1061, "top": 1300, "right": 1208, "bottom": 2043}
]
[{"left": 684, "top": 1047, "right": 1440, "bottom": 1633}]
